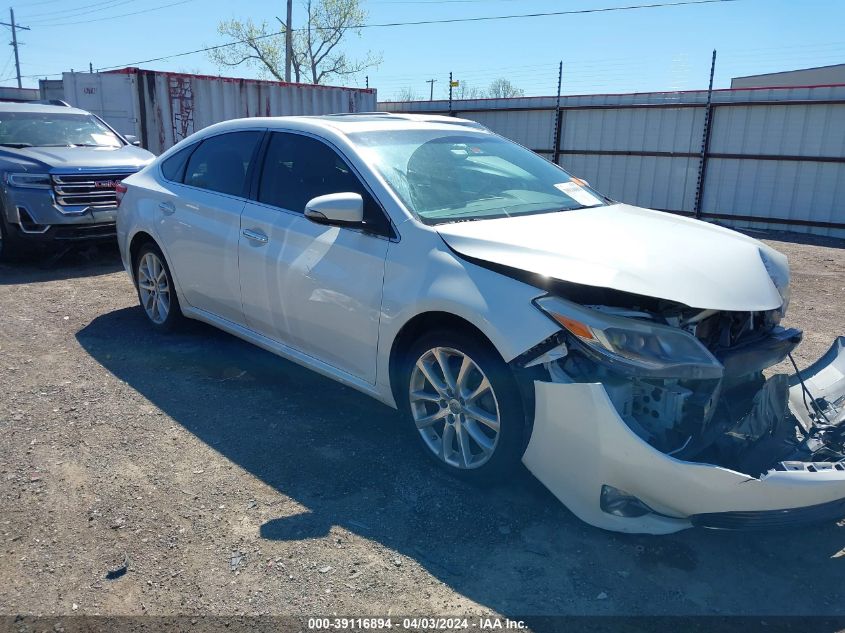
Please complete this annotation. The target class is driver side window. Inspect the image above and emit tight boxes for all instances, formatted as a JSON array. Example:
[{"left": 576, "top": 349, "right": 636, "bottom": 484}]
[{"left": 258, "top": 132, "right": 393, "bottom": 237}]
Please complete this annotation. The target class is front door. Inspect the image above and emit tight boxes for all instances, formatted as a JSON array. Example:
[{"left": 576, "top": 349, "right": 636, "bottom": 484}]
[{"left": 239, "top": 131, "right": 392, "bottom": 383}]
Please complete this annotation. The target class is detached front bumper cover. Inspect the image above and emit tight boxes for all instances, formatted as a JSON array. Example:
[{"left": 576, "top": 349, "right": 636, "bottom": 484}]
[{"left": 522, "top": 337, "right": 845, "bottom": 534}]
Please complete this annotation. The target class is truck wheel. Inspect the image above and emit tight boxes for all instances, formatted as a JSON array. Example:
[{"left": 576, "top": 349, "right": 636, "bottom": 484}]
[{"left": 0, "top": 213, "right": 25, "bottom": 262}]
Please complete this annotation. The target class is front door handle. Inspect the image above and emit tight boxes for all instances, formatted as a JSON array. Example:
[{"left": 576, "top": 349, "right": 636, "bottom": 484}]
[
  {"left": 242, "top": 228, "right": 269, "bottom": 244},
  {"left": 159, "top": 201, "right": 176, "bottom": 215}
]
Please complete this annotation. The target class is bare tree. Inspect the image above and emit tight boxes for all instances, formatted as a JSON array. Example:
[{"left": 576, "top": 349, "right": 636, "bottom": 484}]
[
  {"left": 208, "top": 0, "right": 380, "bottom": 85},
  {"left": 393, "top": 86, "right": 419, "bottom": 102},
  {"left": 454, "top": 83, "right": 486, "bottom": 100},
  {"left": 487, "top": 78, "right": 524, "bottom": 99}
]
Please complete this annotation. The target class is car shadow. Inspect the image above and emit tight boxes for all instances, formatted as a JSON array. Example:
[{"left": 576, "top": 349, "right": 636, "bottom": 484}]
[
  {"left": 0, "top": 243, "right": 123, "bottom": 285},
  {"left": 76, "top": 307, "right": 845, "bottom": 618}
]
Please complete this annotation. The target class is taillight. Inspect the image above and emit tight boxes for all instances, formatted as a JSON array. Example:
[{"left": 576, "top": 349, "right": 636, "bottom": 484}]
[{"left": 115, "top": 182, "right": 128, "bottom": 207}]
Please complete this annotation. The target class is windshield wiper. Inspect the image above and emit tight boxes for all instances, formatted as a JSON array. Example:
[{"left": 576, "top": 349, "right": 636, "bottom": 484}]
[{"left": 0, "top": 142, "right": 32, "bottom": 148}]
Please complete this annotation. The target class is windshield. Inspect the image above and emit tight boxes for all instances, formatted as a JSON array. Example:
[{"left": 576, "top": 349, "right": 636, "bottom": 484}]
[
  {"left": 349, "top": 129, "right": 606, "bottom": 224},
  {"left": 0, "top": 112, "right": 123, "bottom": 148}
]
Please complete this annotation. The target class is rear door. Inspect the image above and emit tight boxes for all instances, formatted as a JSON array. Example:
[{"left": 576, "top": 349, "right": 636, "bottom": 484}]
[
  {"left": 155, "top": 129, "right": 264, "bottom": 326},
  {"left": 238, "top": 131, "right": 393, "bottom": 383}
]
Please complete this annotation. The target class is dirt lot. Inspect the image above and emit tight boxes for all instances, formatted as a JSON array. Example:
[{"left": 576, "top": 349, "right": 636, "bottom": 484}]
[{"left": 1, "top": 233, "right": 844, "bottom": 619}]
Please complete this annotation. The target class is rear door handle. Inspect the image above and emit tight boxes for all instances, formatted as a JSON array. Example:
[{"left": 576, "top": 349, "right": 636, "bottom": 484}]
[
  {"left": 159, "top": 201, "right": 175, "bottom": 215},
  {"left": 242, "top": 228, "right": 269, "bottom": 244}
]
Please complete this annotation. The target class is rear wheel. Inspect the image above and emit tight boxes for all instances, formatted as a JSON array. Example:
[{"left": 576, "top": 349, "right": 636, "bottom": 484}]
[
  {"left": 134, "top": 243, "right": 183, "bottom": 331},
  {"left": 401, "top": 329, "right": 528, "bottom": 483}
]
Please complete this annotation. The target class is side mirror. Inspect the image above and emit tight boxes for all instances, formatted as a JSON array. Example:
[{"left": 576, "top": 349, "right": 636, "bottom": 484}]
[
  {"left": 304, "top": 192, "right": 364, "bottom": 227},
  {"left": 124, "top": 134, "right": 142, "bottom": 147}
]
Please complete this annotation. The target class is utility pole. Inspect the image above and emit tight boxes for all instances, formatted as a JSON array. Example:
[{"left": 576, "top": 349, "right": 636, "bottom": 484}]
[
  {"left": 1, "top": 9, "right": 30, "bottom": 89},
  {"left": 425, "top": 78, "right": 437, "bottom": 101},
  {"left": 284, "top": 0, "right": 293, "bottom": 82}
]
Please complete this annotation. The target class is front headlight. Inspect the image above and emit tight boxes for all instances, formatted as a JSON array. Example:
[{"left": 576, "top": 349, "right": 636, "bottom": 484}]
[
  {"left": 534, "top": 295, "right": 723, "bottom": 380},
  {"left": 4, "top": 172, "right": 51, "bottom": 189}
]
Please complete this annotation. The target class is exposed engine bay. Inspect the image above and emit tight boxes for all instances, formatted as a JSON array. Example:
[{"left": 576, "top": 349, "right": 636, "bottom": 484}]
[{"left": 520, "top": 299, "right": 845, "bottom": 478}]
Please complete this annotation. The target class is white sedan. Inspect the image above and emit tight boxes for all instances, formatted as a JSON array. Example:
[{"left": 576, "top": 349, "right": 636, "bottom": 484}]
[{"left": 116, "top": 113, "right": 845, "bottom": 534}]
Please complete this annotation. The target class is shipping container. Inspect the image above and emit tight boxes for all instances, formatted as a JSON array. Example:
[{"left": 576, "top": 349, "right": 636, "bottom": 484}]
[{"left": 60, "top": 68, "right": 377, "bottom": 154}]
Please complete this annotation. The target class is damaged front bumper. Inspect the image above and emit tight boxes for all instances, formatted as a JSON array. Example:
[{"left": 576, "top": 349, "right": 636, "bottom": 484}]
[{"left": 522, "top": 337, "right": 845, "bottom": 534}]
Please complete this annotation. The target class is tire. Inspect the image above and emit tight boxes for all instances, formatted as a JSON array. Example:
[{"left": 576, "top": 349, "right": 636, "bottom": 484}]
[
  {"left": 400, "top": 328, "right": 528, "bottom": 483},
  {"left": 133, "top": 242, "right": 184, "bottom": 332},
  {"left": 0, "top": 212, "right": 25, "bottom": 262}
]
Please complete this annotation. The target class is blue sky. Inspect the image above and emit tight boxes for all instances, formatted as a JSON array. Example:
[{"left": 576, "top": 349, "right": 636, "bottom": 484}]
[{"left": 5, "top": 0, "right": 845, "bottom": 99}]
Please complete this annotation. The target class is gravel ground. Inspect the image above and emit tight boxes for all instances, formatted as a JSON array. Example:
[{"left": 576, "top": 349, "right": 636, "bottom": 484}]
[{"left": 1, "top": 232, "right": 844, "bottom": 619}]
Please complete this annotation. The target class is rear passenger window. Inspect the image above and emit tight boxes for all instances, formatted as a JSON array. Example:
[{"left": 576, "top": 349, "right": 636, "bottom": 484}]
[
  {"left": 258, "top": 132, "right": 392, "bottom": 236},
  {"left": 184, "top": 131, "right": 262, "bottom": 197},
  {"left": 160, "top": 144, "right": 195, "bottom": 183}
]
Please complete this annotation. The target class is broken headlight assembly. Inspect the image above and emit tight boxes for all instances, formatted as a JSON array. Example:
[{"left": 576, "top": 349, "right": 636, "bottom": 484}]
[{"left": 533, "top": 295, "right": 724, "bottom": 380}]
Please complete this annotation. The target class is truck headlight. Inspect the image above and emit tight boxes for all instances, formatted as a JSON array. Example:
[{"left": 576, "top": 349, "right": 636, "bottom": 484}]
[
  {"left": 5, "top": 172, "right": 51, "bottom": 189},
  {"left": 534, "top": 295, "right": 723, "bottom": 380}
]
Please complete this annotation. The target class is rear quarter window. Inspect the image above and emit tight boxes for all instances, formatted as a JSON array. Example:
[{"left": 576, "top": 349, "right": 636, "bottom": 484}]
[{"left": 160, "top": 144, "right": 196, "bottom": 183}]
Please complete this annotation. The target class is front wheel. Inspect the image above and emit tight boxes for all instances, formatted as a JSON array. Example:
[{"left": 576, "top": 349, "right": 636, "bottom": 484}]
[
  {"left": 0, "top": 212, "right": 25, "bottom": 262},
  {"left": 134, "top": 243, "right": 183, "bottom": 331},
  {"left": 402, "top": 329, "right": 528, "bottom": 483}
]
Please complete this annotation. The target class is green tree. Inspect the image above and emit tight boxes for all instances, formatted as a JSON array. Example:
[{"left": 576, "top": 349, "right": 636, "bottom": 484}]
[{"left": 209, "top": 0, "right": 380, "bottom": 85}]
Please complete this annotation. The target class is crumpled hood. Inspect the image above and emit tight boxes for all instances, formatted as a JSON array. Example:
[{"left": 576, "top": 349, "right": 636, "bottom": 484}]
[
  {"left": 0, "top": 144, "right": 154, "bottom": 171},
  {"left": 436, "top": 204, "right": 788, "bottom": 311}
]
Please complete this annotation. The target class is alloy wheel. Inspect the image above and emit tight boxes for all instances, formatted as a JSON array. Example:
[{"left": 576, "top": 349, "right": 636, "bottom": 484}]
[
  {"left": 409, "top": 346, "right": 501, "bottom": 469},
  {"left": 137, "top": 252, "right": 171, "bottom": 324}
]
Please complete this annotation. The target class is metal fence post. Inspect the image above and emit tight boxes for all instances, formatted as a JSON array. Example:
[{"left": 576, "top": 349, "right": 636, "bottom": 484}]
[
  {"left": 552, "top": 61, "right": 563, "bottom": 165},
  {"left": 694, "top": 49, "right": 717, "bottom": 219}
]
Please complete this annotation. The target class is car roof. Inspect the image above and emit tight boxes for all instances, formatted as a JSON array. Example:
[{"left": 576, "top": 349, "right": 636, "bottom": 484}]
[
  {"left": 283, "top": 112, "right": 489, "bottom": 134},
  {"left": 311, "top": 112, "right": 484, "bottom": 127},
  {"left": 0, "top": 101, "right": 91, "bottom": 116},
  {"left": 193, "top": 112, "right": 490, "bottom": 141}
]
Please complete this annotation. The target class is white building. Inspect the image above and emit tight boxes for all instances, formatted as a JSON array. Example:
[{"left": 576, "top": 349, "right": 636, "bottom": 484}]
[{"left": 731, "top": 63, "right": 845, "bottom": 88}]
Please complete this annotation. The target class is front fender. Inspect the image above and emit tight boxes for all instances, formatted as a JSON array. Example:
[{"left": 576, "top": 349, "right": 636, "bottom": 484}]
[{"left": 376, "top": 230, "right": 559, "bottom": 406}]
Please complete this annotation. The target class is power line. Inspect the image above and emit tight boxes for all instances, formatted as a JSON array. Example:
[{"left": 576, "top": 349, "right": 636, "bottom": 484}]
[
  {"left": 95, "top": 0, "right": 744, "bottom": 67},
  {"left": 7, "top": 0, "right": 743, "bottom": 80},
  {"left": 21, "top": 0, "right": 138, "bottom": 22},
  {"left": 31, "top": 0, "right": 197, "bottom": 28},
  {"left": 15, "top": 0, "right": 66, "bottom": 6}
]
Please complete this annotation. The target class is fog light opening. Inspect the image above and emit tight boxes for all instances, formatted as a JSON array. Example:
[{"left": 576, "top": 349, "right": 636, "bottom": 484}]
[
  {"left": 16, "top": 206, "right": 50, "bottom": 234},
  {"left": 600, "top": 485, "right": 654, "bottom": 518}
]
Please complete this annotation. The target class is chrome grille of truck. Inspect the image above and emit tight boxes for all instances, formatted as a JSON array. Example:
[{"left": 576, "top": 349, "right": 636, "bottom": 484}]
[{"left": 51, "top": 172, "right": 135, "bottom": 212}]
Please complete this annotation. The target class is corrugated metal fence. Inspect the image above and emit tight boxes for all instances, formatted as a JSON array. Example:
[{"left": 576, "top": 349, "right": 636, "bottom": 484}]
[{"left": 380, "top": 85, "right": 845, "bottom": 238}]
